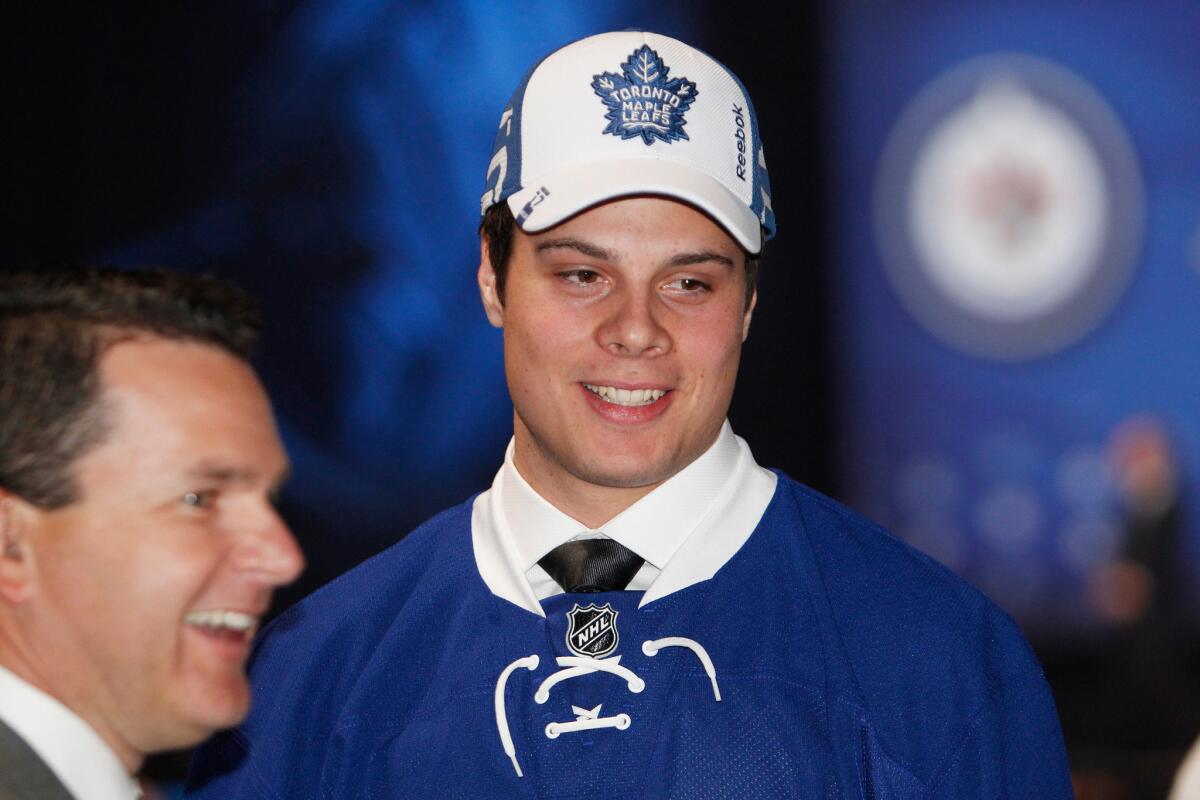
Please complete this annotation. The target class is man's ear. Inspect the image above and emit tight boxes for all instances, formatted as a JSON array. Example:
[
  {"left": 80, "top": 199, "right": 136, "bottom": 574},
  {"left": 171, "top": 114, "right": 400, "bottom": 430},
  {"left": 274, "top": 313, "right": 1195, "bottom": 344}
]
[
  {"left": 0, "top": 491, "right": 36, "bottom": 604},
  {"left": 478, "top": 238, "right": 504, "bottom": 329},
  {"left": 742, "top": 288, "right": 757, "bottom": 342}
]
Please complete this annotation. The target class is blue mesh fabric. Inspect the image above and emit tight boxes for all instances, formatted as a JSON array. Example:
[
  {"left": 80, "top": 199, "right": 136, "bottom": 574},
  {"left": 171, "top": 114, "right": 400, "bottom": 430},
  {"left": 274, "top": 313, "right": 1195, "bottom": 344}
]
[{"left": 187, "top": 475, "right": 1071, "bottom": 798}]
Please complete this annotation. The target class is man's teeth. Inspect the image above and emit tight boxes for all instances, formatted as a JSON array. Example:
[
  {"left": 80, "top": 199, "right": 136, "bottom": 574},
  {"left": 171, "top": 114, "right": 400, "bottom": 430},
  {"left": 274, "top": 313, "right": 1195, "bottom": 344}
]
[
  {"left": 584, "top": 384, "right": 666, "bottom": 407},
  {"left": 185, "top": 610, "right": 258, "bottom": 633}
]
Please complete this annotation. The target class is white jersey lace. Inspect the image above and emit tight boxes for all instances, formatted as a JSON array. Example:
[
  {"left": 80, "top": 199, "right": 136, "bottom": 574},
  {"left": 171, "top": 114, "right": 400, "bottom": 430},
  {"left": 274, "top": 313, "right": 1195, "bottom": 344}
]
[{"left": 494, "top": 637, "right": 721, "bottom": 778}]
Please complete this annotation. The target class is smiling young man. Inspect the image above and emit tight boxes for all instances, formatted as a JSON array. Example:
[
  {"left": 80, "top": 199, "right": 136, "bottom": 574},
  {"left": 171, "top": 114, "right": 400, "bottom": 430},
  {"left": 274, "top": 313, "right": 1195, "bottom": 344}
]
[
  {"left": 187, "top": 31, "right": 1072, "bottom": 798},
  {"left": 0, "top": 269, "right": 304, "bottom": 800},
  {"left": 483, "top": 195, "right": 752, "bottom": 528}
]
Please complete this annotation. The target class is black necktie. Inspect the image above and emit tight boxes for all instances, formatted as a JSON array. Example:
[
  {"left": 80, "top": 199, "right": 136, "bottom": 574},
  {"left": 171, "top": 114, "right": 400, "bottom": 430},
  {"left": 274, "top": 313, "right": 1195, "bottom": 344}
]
[{"left": 538, "top": 538, "right": 645, "bottom": 593}]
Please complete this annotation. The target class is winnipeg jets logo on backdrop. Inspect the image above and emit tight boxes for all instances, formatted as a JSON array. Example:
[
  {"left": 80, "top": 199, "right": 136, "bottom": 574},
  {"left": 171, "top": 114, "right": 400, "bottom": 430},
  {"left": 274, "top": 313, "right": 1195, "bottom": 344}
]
[
  {"left": 566, "top": 603, "right": 619, "bottom": 658},
  {"left": 592, "top": 46, "right": 698, "bottom": 145}
]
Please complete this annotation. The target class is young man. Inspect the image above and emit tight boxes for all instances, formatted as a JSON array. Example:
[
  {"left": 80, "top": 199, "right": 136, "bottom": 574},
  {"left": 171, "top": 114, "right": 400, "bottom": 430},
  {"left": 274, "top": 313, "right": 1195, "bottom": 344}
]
[
  {"left": 0, "top": 269, "right": 304, "bottom": 799},
  {"left": 187, "top": 31, "right": 1072, "bottom": 797}
]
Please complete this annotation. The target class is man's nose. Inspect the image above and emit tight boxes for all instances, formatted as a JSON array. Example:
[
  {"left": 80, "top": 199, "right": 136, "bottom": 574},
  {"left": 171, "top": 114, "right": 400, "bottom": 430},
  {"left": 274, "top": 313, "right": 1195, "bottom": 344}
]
[
  {"left": 596, "top": 289, "right": 671, "bottom": 357},
  {"left": 235, "top": 506, "right": 306, "bottom": 587}
]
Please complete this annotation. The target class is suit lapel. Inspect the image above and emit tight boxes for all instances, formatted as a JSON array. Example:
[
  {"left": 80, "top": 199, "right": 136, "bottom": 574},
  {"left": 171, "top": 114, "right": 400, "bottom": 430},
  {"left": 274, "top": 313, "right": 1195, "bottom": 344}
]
[{"left": 0, "top": 717, "right": 77, "bottom": 800}]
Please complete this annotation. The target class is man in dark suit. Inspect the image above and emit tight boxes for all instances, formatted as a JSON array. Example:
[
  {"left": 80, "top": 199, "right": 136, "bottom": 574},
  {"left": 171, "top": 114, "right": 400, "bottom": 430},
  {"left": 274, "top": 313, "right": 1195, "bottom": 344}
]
[{"left": 0, "top": 269, "right": 304, "bottom": 799}]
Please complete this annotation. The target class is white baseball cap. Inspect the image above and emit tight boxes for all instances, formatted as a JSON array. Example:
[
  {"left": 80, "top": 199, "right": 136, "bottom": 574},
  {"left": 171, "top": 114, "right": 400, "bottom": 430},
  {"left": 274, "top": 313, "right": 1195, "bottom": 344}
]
[{"left": 480, "top": 31, "right": 776, "bottom": 254}]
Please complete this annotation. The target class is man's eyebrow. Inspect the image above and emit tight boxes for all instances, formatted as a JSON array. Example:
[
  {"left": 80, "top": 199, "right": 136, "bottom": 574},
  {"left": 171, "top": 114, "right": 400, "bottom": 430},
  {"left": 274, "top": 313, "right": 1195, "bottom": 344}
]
[
  {"left": 664, "top": 250, "right": 736, "bottom": 269},
  {"left": 185, "top": 463, "right": 290, "bottom": 489},
  {"left": 535, "top": 238, "right": 616, "bottom": 261},
  {"left": 535, "top": 240, "right": 736, "bottom": 270},
  {"left": 186, "top": 466, "right": 255, "bottom": 483}
]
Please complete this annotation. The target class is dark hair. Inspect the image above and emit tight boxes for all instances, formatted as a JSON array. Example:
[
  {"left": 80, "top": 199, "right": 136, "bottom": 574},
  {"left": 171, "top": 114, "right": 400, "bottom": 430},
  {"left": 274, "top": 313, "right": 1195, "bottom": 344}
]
[
  {"left": 479, "top": 202, "right": 761, "bottom": 306},
  {"left": 0, "top": 268, "right": 262, "bottom": 509}
]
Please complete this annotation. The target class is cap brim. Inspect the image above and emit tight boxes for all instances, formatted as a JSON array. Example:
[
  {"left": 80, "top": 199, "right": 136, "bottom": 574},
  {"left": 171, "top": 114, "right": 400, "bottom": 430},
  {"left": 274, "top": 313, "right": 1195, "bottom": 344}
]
[{"left": 506, "top": 159, "right": 763, "bottom": 254}]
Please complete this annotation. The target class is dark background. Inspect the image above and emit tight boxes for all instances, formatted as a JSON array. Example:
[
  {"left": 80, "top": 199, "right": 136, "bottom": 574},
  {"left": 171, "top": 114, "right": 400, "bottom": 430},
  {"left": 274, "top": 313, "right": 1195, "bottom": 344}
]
[
  {"left": 7, "top": 3, "right": 1199, "bottom": 797},
  {"left": 7, "top": 1, "right": 834, "bottom": 597}
]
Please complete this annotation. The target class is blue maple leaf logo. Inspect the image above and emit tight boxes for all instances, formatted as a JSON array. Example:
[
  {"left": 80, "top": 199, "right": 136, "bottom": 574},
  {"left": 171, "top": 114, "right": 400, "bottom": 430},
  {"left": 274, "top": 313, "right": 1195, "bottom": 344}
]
[{"left": 591, "top": 46, "right": 699, "bottom": 145}]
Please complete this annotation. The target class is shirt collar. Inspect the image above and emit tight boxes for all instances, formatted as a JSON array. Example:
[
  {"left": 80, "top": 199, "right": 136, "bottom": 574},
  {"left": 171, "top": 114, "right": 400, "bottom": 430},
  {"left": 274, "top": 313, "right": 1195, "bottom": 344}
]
[
  {"left": 0, "top": 666, "right": 141, "bottom": 800},
  {"left": 471, "top": 420, "right": 777, "bottom": 616},
  {"left": 504, "top": 421, "right": 743, "bottom": 570}
]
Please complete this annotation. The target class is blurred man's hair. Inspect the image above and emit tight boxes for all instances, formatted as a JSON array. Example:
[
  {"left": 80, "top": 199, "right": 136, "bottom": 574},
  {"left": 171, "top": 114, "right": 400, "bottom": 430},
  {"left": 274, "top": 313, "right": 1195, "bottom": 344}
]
[{"left": 0, "top": 268, "right": 262, "bottom": 509}]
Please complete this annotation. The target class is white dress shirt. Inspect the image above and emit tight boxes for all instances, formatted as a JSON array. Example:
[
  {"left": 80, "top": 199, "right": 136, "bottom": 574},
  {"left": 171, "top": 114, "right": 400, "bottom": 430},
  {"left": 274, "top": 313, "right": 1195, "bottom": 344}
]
[
  {"left": 0, "top": 666, "right": 140, "bottom": 800},
  {"left": 472, "top": 420, "right": 778, "bottom": 616},
  {"left": 1172, "top": 736, "right": 1200, "bottom": 800}
]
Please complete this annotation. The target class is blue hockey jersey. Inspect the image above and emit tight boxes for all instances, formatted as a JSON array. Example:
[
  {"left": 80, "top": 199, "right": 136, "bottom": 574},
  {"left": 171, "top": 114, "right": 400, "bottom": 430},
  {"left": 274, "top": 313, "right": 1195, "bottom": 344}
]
[{"left": 185, "top": 474, "right": 1072, "bottom": 798}]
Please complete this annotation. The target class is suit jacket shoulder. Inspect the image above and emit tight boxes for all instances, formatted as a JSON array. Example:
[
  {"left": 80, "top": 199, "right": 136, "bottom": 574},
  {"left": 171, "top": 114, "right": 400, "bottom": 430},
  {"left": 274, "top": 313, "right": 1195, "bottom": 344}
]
[{"left": 0, "top": 718, "right": 75, "bottom": 800}]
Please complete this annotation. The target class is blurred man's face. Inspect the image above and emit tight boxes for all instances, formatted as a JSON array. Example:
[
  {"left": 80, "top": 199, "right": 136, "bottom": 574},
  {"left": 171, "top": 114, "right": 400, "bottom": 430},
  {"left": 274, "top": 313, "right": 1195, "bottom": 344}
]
[
  {"left": 480, "top": 196, "right": 753, "bottom": 507},
  {"left": 17, "top": 337, "right": 304, "bottom": 769}
]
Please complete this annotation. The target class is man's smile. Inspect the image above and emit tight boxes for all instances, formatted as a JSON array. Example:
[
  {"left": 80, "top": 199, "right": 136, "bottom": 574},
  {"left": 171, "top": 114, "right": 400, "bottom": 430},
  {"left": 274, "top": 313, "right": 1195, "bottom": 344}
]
[
  {"left": 184, "top": 609, "right": 261, "bottom": 644},
  {"left": 578, "top": 381, "right": 675, "bottom": 426},
  {"left": 582, "top": 383, "right": 669, "bottom": 407}
]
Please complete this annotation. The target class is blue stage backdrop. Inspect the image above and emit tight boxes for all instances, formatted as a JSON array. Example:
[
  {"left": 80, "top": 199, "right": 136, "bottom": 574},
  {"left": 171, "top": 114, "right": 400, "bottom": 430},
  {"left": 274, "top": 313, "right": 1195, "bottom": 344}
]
[
  {"left": 13, "top": 2, "right": 828, "bottom": 606},
  {"left": 826, "top": 0, "right": 1200, "bottom": 633}
]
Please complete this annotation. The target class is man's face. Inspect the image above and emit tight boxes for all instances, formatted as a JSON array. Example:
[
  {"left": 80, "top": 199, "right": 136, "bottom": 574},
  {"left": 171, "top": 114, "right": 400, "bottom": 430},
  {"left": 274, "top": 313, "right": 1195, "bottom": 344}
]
[
  {"left": 481, "top": 196, "right": 754, "bottom": 502},
  {"left": 16, "top": 337, "right": 303, "bottom": 767}
]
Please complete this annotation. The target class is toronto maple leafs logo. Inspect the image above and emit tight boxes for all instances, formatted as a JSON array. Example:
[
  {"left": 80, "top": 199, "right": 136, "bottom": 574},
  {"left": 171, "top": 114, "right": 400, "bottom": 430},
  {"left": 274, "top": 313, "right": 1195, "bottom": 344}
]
[{"left": 591, "top": 46, "right": 698, "bottom": 145}]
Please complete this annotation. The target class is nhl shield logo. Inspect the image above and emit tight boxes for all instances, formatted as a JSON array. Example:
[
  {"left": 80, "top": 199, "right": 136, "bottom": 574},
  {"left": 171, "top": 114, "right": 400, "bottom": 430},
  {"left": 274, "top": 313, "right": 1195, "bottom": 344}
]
[
  {"left": 565, "top": 602, "right": 619, "bottom": 658},
  {"left": 591, "top": 46, "right": 698, "bottom": 145}
]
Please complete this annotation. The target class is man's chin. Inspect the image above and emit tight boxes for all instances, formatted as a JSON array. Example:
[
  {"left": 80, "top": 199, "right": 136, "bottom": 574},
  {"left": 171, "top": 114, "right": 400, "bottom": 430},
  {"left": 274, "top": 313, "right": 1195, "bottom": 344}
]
[
  {"left": 172, "top": 678, "right": 253, "bottom": 741},
  {"left": 565, "top": 453, "right": 685, "bottom": 491}
]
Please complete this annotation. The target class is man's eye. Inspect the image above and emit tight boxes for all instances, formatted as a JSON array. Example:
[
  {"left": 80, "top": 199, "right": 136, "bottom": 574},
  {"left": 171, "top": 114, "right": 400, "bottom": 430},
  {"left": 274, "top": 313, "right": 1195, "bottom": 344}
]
[
  {"left": 183, "top": 490, "right": 217, "bottom": 509},
  {"left": 560, "top": 269, "right": 602, "bottom": 285},
  {"left": 666, "top": 277, "right": 710, "bottom": 292}
]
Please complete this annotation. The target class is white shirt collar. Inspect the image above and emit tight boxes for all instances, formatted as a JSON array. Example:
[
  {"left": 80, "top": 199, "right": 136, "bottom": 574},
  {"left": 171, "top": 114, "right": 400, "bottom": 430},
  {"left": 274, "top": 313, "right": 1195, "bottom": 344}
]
[
  {"left": 472, "top": 420, "right": 777, "bottom": 616},
  {"left": 0, "top": 665, "right": 141, "bottom": 800}
]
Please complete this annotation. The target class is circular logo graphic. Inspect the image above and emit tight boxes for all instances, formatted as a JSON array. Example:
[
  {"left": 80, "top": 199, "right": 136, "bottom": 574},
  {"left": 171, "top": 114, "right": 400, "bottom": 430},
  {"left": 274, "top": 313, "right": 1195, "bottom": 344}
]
[{"left": 875, "top": 54, "right": 1143, "bottom": 360}]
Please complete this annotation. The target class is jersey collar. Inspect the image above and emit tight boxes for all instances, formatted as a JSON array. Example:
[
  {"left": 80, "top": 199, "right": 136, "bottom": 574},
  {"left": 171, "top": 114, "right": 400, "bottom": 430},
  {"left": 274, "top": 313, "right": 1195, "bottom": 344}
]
[{"left": 472, "top": 420, "right": 777, "bottom": 616}]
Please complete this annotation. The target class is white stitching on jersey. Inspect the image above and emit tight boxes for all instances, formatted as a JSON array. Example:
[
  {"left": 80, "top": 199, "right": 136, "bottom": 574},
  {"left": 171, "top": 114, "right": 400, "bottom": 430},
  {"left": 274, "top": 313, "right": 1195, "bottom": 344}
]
[
  {"left": 643, "top": 636, "right": 722, "bottom": 701},
  {"left": 494, "top": 636, "right": 721, "bottom": 778},
  {"left": 545, "top": 705, "right": 631, "bottom": 739},
  {"left": 534, "top": 655, "right": 645, "bottom": 704},
  {"left": 493, "top": 654, "right": 539, "bottom": 778}
]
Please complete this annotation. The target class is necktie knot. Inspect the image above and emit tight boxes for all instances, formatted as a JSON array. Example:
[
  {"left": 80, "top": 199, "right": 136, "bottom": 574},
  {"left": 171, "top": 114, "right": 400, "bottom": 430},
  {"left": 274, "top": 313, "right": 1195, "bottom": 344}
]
[{"left": 538, "top": 538, "right": 644, "bottom": 593}]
